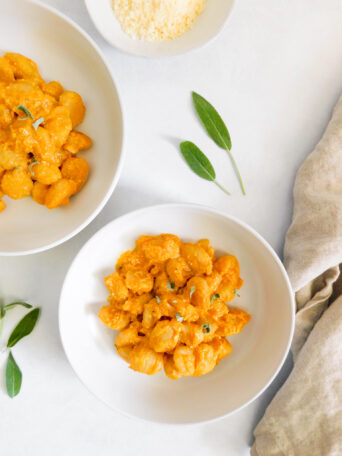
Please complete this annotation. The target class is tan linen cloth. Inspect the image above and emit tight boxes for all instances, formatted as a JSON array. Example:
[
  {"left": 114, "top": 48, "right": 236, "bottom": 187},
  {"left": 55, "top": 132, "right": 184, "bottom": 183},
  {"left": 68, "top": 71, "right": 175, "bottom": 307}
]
[{"left": 251, "top": 94, "right": 342, "bottom": 456}]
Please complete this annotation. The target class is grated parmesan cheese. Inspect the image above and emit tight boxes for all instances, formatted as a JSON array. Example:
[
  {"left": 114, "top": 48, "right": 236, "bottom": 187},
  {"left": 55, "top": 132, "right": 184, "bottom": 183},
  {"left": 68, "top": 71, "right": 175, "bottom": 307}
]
[{"left": 111, "top": 0, "right": 207, "bottom": 42}]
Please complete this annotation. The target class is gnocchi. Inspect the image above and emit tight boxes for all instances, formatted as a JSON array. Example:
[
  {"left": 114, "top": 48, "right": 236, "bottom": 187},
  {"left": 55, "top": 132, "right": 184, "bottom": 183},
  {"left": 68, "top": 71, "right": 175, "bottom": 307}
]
[
  {"left": 99, "top": 234, "right": 251, "bottom": 379},
  {"left": 0, "top": 52, "right": 92, "bottom": 212}
]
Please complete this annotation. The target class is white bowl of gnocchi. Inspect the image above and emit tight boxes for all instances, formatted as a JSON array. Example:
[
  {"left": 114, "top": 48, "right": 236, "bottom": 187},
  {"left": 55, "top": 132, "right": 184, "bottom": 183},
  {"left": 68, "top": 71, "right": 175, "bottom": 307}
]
[
  {"left": 0, "top": 0, "right": 124, "bottom": 255},
  {"left": 59, "top": 204, "right": 295, "bottom": 424}
]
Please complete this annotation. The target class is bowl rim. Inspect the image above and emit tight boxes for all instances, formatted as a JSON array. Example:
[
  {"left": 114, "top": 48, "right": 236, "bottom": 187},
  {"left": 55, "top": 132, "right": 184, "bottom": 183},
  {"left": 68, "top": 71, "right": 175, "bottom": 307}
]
[
  {"left": 59, "top": 202, "right": 295, "bottom": 426},
  {"left": 84, "top": 0, "right": 236, "bottom": 59},
  {"left": 0, "top": 0, "right": 126, "bottom": 257}
]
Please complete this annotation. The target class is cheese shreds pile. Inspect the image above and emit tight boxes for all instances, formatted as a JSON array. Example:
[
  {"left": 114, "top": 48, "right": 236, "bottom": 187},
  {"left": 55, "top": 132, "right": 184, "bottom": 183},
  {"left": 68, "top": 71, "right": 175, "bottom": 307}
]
[{"left": 112, "top": 0, "right": 207, "bottom": 42}]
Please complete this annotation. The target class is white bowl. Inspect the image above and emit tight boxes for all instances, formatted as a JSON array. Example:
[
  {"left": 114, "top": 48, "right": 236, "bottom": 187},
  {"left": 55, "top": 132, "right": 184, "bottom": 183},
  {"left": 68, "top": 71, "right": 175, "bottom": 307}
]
[
  {"left": 59, "top": 204, "right": 295, "bottom": 424},
  {"left": 84, "top": 0, "right": 235, "bottom": 58},
  {"left": 0, "top": 0, "right": 124, "bottom": 255}
]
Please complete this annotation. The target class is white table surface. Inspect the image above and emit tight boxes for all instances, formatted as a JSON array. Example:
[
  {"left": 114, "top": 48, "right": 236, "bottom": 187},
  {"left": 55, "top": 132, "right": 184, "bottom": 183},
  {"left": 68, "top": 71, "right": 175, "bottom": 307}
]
[{"left": 1, "top": 1, "right": 342, "bottom": 455}]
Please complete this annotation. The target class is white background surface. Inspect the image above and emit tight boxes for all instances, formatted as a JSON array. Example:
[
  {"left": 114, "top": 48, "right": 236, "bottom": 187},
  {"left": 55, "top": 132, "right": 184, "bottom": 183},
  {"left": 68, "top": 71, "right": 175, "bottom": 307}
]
[{"left": 1, "top": 0, "right": 342, "bottom": 455}]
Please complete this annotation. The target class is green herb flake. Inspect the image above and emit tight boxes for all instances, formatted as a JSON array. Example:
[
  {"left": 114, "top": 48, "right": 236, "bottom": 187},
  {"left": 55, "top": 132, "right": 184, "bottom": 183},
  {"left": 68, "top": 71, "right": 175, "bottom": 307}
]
[
  {"left": 234, "top": 289, "right": 240, "bottom": 297},
  {"left": 211, "top": 294, "right": 220, "bottom": 303},
  {"left": 16, "top": 105, "right": 33, "bottom": 120},
  {"left": 192, "top": 91, "right": 246, "bottom": 195},
  {"left": 32, "top": 117, "right": 44, "bottom": 131},
  {"left": 175, "top": 313, "right": 184, "bottom": 322},
  {"left": 29, "top": 159, "right": 40, "bottom": 176},
  {"left": 201, "top": 323, "right": 211, "bottom": 334},
  {"left": 172, "top": 300, "right": 177, "bottom": 304},
  {"left": 189, "top": 286, "right": 196, "bottom": 299},
  {"left": 6, "top": 351, "right": 22, "bottom": 398},
  {"left": 180, "top": 141, "right": 230, "bottom": 196},
  {"left": 156, "top": 296, "right": 161, "bottom": 304},
  {"left": 167, "top": 281, "right": 175, "bottom": 290},
  {"left": 7, "top": 308, "right": 41, "bottom": 348}
]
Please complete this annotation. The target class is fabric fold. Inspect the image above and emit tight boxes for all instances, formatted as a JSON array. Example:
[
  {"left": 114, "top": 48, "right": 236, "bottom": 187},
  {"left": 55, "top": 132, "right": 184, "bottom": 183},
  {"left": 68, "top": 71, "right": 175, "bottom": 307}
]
[{"left": 251, "top": 94, "right": 342, "bottom": 455}]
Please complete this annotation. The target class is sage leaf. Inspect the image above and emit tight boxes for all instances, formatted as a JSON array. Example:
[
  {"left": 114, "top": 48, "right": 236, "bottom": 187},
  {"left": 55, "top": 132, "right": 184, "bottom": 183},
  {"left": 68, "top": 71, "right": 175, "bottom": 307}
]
[
  {"left": 192, "top": 92, "right": 246, "bottom": 195},
  {"left": 180, "top": 141, "right": 230, "bottom": 196},
  {"left": 3, "top": 302, "right": 32, "bottom": 315},
  {"left": 6, "top": 351, "right": 22, "bottom": 398},
  {"left": 7, "top": 308, "right": 40, "bottom": 348},
  {"left": 16, "top": 105, "right": 33, "bottom": 120},
  {"left": 192, "top": 91, "right": 232, "bottom": 150}
]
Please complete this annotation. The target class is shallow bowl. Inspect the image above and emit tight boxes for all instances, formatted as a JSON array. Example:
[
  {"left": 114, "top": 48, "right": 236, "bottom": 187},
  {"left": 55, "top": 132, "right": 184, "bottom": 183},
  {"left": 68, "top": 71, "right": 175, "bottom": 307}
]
[
  {"left": 0, "top": 0, "right": 124, "bottom": 255},
  {"left": 84, "top": 0, "right": 235, "bottom": 58},
  {"left": 59, "top": 204, "right": 295, "bottom": 424}
]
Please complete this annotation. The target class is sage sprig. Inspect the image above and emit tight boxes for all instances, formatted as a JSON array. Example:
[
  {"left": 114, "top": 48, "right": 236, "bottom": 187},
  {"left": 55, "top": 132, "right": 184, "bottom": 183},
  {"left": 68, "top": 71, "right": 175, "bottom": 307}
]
[
  {"left": 180, "top": 141, "right": 230, "bottom": 196},
  {"left": 0, "top": 303, "right": 40, "bottom": 398},
  {"left": 7, "top": 308, "right": 40, "bottom": 348},
  {"left": 192, "top": 92, "right": 246, "bottom": 195},
  {"left": 6, "top": 352, "right": 22, "bottom": 398}
]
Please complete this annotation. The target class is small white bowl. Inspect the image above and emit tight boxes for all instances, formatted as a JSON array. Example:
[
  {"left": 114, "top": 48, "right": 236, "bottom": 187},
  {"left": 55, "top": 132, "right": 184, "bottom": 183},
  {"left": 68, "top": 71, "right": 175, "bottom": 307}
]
[
  {"left": 84, "top": 0, "right": 235, "bottom": 58},
  {"left": 59, "top": 204, "right": 295, "bottom": 424},
  {"left": 0, "top": 0, "right": 124, "bottom": 256}
]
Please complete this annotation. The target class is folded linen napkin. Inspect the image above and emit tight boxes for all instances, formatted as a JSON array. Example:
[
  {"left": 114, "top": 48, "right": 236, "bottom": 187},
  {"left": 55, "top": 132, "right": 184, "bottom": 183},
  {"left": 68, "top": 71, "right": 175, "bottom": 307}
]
[{"left": 251, "top": 94, "right": 342, "bottom": 456}]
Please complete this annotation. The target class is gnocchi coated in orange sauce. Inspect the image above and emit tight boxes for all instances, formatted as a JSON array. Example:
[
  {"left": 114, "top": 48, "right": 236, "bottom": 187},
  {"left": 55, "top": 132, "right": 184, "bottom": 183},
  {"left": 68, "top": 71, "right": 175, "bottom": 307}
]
[
  {"left": 99, "top": 234, "right": 251, "bottom": 379},
  {"left": 0, "top": 52, "right": 92, "bottom": 212}
]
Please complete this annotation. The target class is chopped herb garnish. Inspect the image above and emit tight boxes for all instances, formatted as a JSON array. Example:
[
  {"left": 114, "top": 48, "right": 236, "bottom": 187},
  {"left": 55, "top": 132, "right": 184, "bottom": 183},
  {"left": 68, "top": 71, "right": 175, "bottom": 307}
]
[
  {"left": 175, "top": 313, "right": 184, "bottom": 322},
  {"left": 16, "top": 105, "right": 33, "bottom": 120},
  {"left": 29, "top": 159, "right": 40, "bottom": 176},
  {"left": 167, "top": 281, "right": 175, "bottom": 290},
  {"left": 211, "top": 293, "right": 220, "bottom": 303},
  {"left": 234, "top": 289, "right": 240, "bottom": 297},
  {"left": 201, "top": 323, "right": 210, "bottom": 334},
  {"left": 190, "top": 286, "right": 196, "bottom": 298},
  {"left": 32, "top": 116, "right": 44, "bottom": 131},
  {"left": 172, "top": 300, "right": 177, "bottom": 304},
  {"left": 156, "top": 296, "right": 161, "bottom": 304}
]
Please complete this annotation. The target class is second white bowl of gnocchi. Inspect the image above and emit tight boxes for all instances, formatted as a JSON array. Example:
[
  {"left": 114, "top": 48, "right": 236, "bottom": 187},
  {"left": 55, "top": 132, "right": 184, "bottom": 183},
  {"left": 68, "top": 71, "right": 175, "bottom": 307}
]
[{"left": 59, "top": 204, "right": 295, "bottom": 424}]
